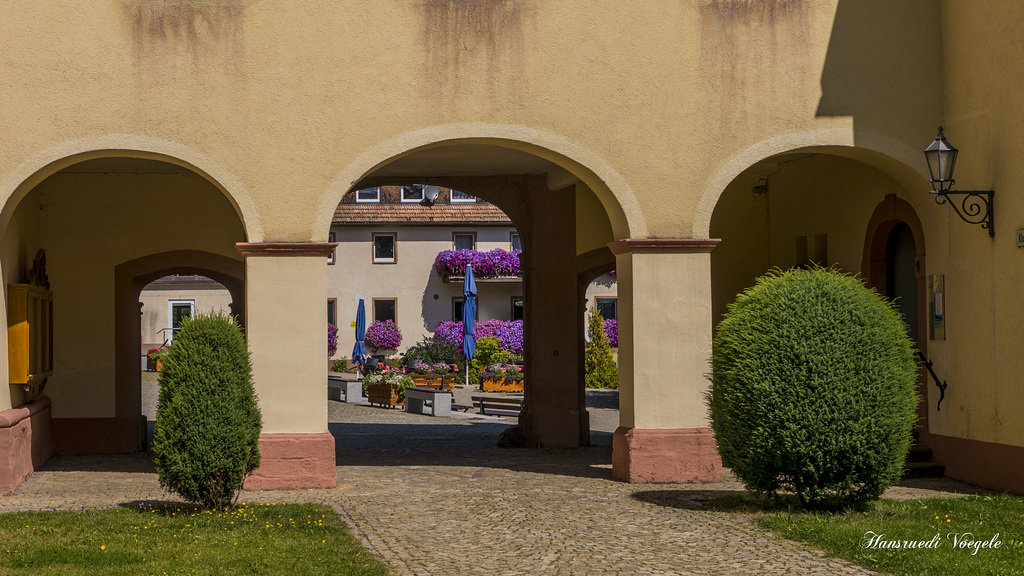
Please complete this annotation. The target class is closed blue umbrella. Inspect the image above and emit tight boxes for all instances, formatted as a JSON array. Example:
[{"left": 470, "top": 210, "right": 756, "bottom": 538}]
[
  {"left": 352, "top": 299, "right": 367, "bottom": 374},
  {"left": 462, "top": 264, "right": 477, "bottom": 387}
]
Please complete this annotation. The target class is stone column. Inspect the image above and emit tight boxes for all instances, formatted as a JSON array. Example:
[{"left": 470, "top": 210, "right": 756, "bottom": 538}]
[
  {"left": 0, "top": 272, "right": 10, "bottom": 413},
  {"left": 236, "top": 242, "right": 337, "bottom": 489},
  {"left": 517, "top": 182, "right": 588, "bottom": 448},
  {"left": 609, "top": 239, "right": 723, "bottom": 483}
]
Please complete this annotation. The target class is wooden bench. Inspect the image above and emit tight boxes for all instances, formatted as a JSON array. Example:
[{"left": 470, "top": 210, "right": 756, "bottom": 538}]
[
  {"left": 471, "top": 395, "right": 523, "bottom": 417},
  {"left": 405, "top": 387, "right": 453, "bottom": 417}
]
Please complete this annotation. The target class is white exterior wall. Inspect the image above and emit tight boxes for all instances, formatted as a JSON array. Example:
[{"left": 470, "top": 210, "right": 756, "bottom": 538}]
[
  {"left": 139, "top": 283, "right": 233, "bottom": 352},
  {"left": 329, "top": 224, "right": 523, "bottom": 359}
]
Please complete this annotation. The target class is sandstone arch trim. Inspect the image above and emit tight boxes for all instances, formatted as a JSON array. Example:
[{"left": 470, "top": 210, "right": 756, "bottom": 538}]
[
  {"left": 694, "top": 127, "right": 931, "bottom": 237},
  {"left": 0, "top": 135, "right": 261, "bottom": 240},
  {"left": 316, "top": 123, "right": 643, "bottom": 241}
]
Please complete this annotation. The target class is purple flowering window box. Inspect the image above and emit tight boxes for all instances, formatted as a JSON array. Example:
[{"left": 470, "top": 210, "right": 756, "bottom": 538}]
[{"left": 434, "top": 249, "right": 522, "bottom": 281}]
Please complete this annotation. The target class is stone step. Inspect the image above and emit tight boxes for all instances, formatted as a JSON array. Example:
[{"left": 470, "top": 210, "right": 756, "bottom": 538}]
[
  {"left": 907, "top": 446, "right": 934, "bottom": 463},
  {"left": 903, "top": 460, "right": 946, "bottom": 479}
]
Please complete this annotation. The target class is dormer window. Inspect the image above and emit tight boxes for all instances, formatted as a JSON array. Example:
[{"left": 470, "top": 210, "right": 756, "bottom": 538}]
[
  {"left": 356, "top": 187, "right": 380, "bottom": 203},
  {"left": 450, "top": 189, "right": 476, "bottom": 203},
  {"left": 401, "top": 185, "right": 424, "bottom": 203}
]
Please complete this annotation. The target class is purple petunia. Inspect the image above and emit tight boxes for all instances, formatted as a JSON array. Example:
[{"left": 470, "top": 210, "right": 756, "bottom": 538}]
[
  {"left": 603, "top": 319, "right": 618, "bottom": 348},
  {"left": 328, "top": 324, "right": 339, "bottom": 357},
  {"left": 433, "top": 249, "right": 522, "bottom": 279},
  {"left": 432, "top": 319, "right": 523, "bottom": 354},
  {"left": 365, "top": 320, "right": 403, "bottom": 351}
]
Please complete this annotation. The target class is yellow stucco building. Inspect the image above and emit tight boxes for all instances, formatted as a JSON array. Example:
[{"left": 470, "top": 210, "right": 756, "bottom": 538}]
[{"left": 2, "top": 1, "right": 1022, "bottom": 494}]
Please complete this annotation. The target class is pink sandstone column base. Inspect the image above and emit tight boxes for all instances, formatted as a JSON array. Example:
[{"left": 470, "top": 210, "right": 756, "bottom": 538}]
[
  {"left": 612, "top": 426, "right": 722, "bottom": 483},
  {"left": 244, "top": 432, "right": 336, "bottom": 490},
  {"left": 1, "top": 398, "right": 54, "bottom": 495}
]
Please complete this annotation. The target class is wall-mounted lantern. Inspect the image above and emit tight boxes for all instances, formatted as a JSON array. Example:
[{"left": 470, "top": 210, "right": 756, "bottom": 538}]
[{"left": 924, "top": 127, "right": 994, "bottom": 237}]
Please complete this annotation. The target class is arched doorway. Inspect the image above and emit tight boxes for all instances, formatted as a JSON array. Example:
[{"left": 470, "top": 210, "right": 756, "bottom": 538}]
[
  {"left": 112, "top": 251, "right": 245, "bottom": 453},
  {"left": 863, "top": 194, "right": 929, "bottom": 446}
]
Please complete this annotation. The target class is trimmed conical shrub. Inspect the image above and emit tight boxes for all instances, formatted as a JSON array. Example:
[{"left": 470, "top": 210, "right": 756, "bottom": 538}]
[
  {"left": 585, "top": 308, "right": 619, "bottom": 389},
  {"left": 152, "top": 312, "right": 262, "bottom": 510},
  {"left": 708, "top": 267, "right": 918, "bottom": 509}
]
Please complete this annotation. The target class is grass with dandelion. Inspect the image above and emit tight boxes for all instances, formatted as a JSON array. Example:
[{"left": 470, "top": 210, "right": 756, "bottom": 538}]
[
  {"left": 752, "top": 495, "right": 1024, "bottom": 576},
  {"left": 0, "top": 502, "right": 388, "bottom": 575}
]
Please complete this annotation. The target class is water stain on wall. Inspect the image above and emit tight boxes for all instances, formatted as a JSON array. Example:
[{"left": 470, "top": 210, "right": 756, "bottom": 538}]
[
  {"left": 121, "top": 0, "right": 252, "bottom": 68},
  {"left": 698, "top": 0, "right": 815, "bottom": 126},
  {"left": 420, "top": 0, "right": 529, "bottom": 104}
]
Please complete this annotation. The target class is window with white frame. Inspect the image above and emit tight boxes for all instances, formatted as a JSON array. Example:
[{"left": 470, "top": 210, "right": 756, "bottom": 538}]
[
  {"left": 510, "top": 232, "right": 522, "bottom": 252},
  {"left": 400, "top": 185, "right": 424, "bottom": 203},
  {"left": 168, "top": 300, "right": 195, "bottom": 342},
  {"left": 328, "top": 231, "right": 336, "bottom": 264},
  {"left": 327, "top": 299, "right": 337, "bottom": 326},
  {"left": 453, "top": 232, "right": 476, "bottom": 251},
  {"left": 450, "top": 189, "right": 476, "bottom": 203},
  {"left": 373, "top": 233, "right": 396, "bottom": 263},
  {"left": 355, "top": 187, "right": 380, "bottom": 203}
]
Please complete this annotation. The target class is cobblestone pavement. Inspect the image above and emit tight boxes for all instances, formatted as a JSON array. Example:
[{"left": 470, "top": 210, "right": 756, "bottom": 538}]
[{"left": 1, "top": 384, "right": 998, "bottom": 575}]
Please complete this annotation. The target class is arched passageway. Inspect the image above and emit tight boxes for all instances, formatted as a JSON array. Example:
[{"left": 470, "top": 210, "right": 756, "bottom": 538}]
[
  {"left": 334, "top": 140, "right": 624, "bottom": 454},
  {"left": 710, "top": 150, "right": 933, "bottom": 448},
  {"left": 1, "top": 155, "right": 247, "bottom": 473}
]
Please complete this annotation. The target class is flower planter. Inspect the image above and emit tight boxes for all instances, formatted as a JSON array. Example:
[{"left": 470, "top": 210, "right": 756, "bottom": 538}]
[
  {"left": 366, "top": 383, "right": 404, "bottom": 408},
  {"left": 147, "top": 357, "right": 164, "bottom": 372},
  {"left": 410, "top": 374, "right": 454, "bottom": 391},
  {"left": 481, "top": 378, "right": 524, "bottom": 393}
]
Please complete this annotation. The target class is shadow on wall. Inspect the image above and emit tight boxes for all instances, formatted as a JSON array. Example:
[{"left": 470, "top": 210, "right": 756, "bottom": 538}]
[{"left": 816, "top": 0, "right": 943, "bottom": 143}]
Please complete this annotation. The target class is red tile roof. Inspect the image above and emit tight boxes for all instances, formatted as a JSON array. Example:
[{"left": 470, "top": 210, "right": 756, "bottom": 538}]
[{"left": 332, "top": 203, "right": 513, "bottom": 225}]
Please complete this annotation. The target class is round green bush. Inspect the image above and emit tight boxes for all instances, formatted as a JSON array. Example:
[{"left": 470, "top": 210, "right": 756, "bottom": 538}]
[
  {"left": 708, "top": 267, "right": 918, "bottom": 509},
  {"left": 152, "top": 313, "right": 262, "bottom": 510}
]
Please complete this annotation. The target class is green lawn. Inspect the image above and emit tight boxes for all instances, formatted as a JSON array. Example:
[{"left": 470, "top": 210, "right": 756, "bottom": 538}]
[
  {"left": 0, "top": 503, "right": 390, "bottom": 576},
  {"left": 753, "top": 495, "right": 1024, "bottom": 576}
]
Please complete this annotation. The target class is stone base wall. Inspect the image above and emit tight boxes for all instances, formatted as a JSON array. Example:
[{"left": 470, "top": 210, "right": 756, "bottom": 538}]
[
  {"left": 930, "top": 433, "right": 1024, "bottom": 495},
  {"left": 52, "top": 416, "right": 145, "bottom": 454},
  {"left": 612, "top": 426, "right": 722, "bottom": 483},
  {"left": 243, "top": 432, "right": 336, "bottom": 490},
  {"left": 0, "top": 397, "right": 54, "bottom": 495}
]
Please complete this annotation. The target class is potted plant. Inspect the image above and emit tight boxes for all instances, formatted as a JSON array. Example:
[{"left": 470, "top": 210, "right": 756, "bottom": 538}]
[
  {"left": 147, "top": 346, "right": 169, "bottom": 371},
  {"left": 480, "top": 363, "right": 525, "bottom": 392},
  {"left": 365, "top": 319, "right": 402, "bottom": 356},
  {"left": 364, "top": 366, "right": 413, "bottom": 408},
  {"left": 407, "top": 358, "right": 454, "bottom": 390}
]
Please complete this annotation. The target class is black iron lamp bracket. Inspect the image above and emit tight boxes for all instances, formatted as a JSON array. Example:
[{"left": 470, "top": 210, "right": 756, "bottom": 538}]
[{"left": 932, "top": 189, "right": 994, "bottom": 237}]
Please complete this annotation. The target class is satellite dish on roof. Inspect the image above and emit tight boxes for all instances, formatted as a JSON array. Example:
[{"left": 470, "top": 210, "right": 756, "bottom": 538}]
[{"left": 422, "top": 185, "right": 440, "bottom": 206}]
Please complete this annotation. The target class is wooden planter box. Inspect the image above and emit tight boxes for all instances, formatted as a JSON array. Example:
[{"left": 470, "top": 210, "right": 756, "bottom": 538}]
[
  {"left": 410, "top": 374, "right": 454, "bottom": 391},
  {"left": 481, "top": 378, "right": 524, "bottom": 393},
  {"left": 366, "top": 383, "right": 404, "bottom": 408},
  {"left": 146, "top": 357, "right": 164, "bottom": 372}
]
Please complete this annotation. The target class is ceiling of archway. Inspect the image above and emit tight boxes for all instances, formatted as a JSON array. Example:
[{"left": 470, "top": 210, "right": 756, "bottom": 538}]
[
  {"left": 56, "top": 158, "right": 193, "bottom": 174},
  {"left": 370, "top": 144, "right": 574, "bottom": 181}
]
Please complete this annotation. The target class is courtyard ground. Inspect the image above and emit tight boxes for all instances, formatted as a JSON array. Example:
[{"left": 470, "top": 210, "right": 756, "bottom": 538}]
[{"left": 0, "top": 373, "right": 998, "bottom": 575}]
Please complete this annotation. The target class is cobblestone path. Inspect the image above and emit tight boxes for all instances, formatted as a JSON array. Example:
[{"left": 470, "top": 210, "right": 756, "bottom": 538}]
[{"left": 1, "top": 393, "right": 994, "bottom": 575}]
